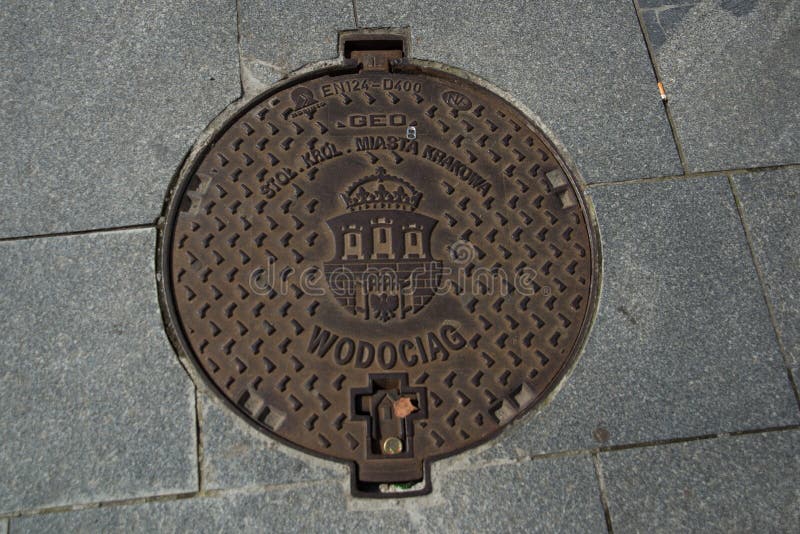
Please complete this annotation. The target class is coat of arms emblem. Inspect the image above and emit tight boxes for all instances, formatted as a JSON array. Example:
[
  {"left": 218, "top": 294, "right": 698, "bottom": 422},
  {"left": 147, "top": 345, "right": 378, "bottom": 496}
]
[{"left": 324, "top": 168, "right": 443, "bottom": 321}]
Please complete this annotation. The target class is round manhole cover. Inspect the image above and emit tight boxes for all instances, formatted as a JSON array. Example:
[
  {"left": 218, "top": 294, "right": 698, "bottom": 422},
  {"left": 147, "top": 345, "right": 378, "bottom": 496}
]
[{"left": 159, "top": 32, "right": 599, "bottom": 497}]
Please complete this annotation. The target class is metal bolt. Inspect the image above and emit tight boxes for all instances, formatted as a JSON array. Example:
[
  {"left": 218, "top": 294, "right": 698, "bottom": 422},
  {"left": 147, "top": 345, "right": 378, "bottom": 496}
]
[{"left": 382, "top": 436, "right": 404, "bottom": 455}]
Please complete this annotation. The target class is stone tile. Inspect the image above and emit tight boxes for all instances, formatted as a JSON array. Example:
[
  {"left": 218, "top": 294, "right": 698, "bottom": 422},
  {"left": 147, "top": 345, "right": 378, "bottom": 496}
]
[
  {"left": 733, "top": 168, "right": 800, "bottom": 369},
  {"left": 640, "top": 1, "right": 800, "bottom": 172},
  {"left": 239, "top": 0, "right": 354, "bottom": 82},
  {"left": 0, "top": 229, "right": 197, "bottom": 514},
  {"left": 11, "top": 484, "right": 388, "bottom": 534},
  {"left": 600, "top": 430, "right": 800, "bottom": 532},
  {"left": 358, "top": 0, "right": 681, "bottom": 183},
  {"left": 199, "top": 393, "right": 342, "bottom": 490},
  {"left": 424, "top": 455, "right": 606, "bottom": 533},
  {"left": 240, "top": 59, "right": 285, "bottom": 95},
  {"left": 472, "top": 176, "right": 799, "bottom": 461},
  {"left": 794, "top": 365, "right": 800, "bottom": 399},
  {"left": 0, "top": 1, "right": 240, "bottom": 238},
  {"left": 12, "top": 455, "right": 605, "bottom": 533},
  {"left": 638, "top": 1, "right": 699, "bottom": 50}
]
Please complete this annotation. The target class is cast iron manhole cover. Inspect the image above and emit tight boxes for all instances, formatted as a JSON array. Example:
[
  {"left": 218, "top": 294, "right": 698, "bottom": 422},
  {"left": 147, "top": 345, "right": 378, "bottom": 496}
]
[{"left": 159, "top": 31, "right": 599, "bottom": 497}]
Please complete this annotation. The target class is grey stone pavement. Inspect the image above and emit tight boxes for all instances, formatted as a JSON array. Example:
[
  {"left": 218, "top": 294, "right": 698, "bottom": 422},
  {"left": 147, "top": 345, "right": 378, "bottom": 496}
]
[{"left": 1, "top": 0, "right": 798, "bottom": 532}]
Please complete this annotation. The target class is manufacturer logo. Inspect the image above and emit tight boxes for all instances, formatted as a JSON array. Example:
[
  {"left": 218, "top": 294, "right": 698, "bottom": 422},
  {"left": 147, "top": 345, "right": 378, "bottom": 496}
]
[
  {"left": 290, "top": 86, "right": 326, "bottom": 118},
  {"left": 324, "top": 168, "right": 442, "bottom": 321},
  {"left": 441, "top": 90, "right": 472, "bottom": 111}
]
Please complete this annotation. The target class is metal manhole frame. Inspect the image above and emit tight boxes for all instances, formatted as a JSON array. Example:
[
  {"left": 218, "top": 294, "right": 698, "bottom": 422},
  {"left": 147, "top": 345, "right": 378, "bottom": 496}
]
[{"left": 156, "top": 32, "right": 602, "bottom": 498}]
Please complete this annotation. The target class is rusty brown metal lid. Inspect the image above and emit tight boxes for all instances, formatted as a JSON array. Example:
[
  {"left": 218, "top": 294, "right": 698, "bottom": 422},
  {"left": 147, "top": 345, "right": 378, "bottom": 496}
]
[{"left": 159, "top": 32, "right": 600, "bottom": 497}]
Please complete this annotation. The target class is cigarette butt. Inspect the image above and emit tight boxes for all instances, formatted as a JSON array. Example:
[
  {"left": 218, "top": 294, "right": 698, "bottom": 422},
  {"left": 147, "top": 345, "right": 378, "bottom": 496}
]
[{"left": 657, "top": 81, "right": 667, "bottom": 101}]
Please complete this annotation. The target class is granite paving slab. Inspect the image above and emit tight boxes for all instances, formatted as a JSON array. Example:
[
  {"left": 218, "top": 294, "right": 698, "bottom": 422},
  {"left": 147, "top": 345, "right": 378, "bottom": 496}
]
[
  {"left": 640, "top": 0, "right": 800, "bottom": 172},
  {"left": 199, "top": 393, "right": 343, "bottom": 491},
  {"left": 357, "top": 0, "right": 681, "bottom": 183},
  {"left": 11, "top": 455, "right": 605, "bottom": 533},
  {"left": 600, "top": 430, "right": 800, "bottom": 533},
  {"left": 423, "top": 455, "right": 606, "bottom": 533},
  {"left": 239, "top": 0, "right": 355, "bottom": 87},
  {"left": 794, "top": 367, "right": 800, "bottom": 400},
  {"left": 732, "top": 168, "right": 800, "bottom": 371},
  {"left": 0, "top": 0, "right": 240, "bottom": 238},
  {"left": 0, "top": 229, "right": 197, "bottom": 514},
  {"left": 470, "top": 176, "right": 799, "bottom": 461}
]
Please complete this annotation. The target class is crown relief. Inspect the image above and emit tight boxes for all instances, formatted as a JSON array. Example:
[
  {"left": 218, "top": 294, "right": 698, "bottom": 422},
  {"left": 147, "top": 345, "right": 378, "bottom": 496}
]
[{"left": 339, "top": 167, "right": 423, "bottom": 212}]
